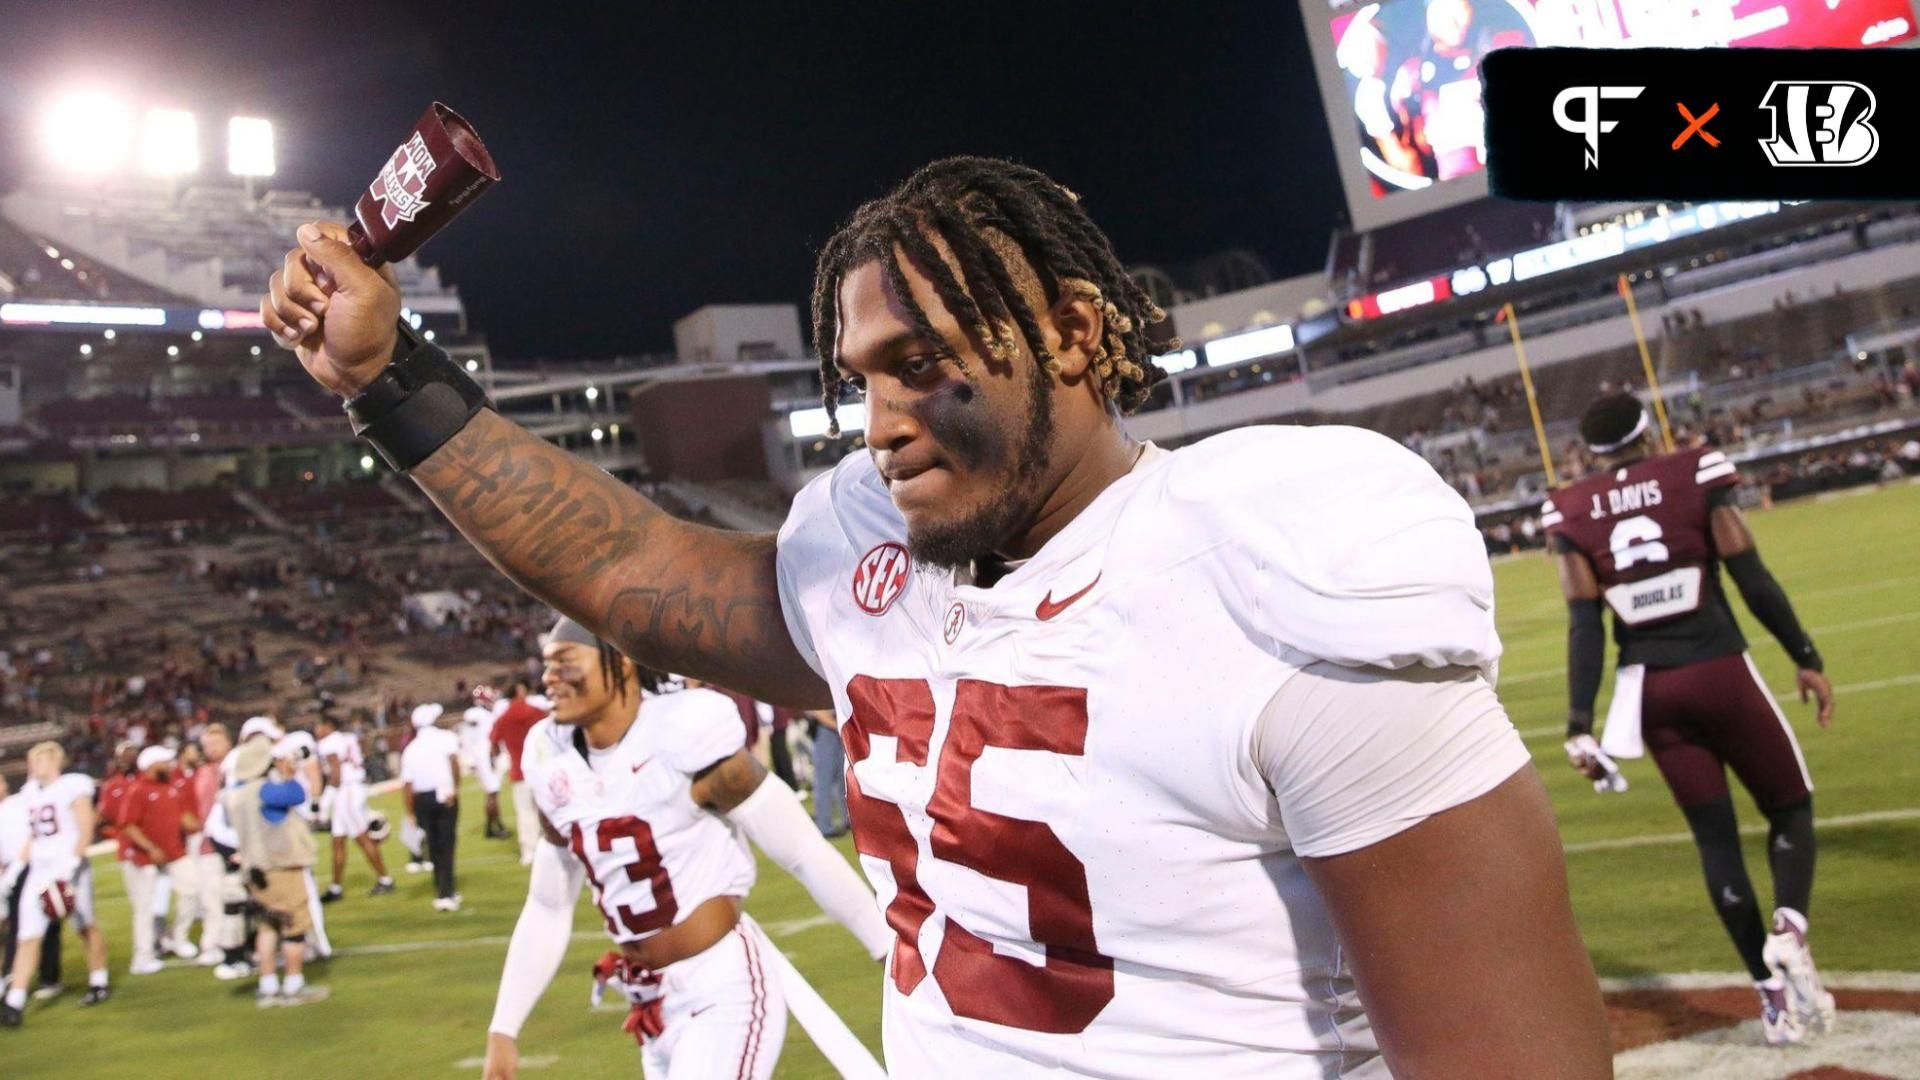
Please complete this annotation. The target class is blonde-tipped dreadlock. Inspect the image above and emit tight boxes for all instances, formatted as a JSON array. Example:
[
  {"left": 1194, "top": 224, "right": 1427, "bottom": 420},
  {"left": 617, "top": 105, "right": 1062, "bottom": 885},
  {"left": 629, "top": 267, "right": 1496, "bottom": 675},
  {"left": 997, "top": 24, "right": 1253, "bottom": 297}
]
[{"left": 810, "top": 157, "right": 1172, "bottom": 435}]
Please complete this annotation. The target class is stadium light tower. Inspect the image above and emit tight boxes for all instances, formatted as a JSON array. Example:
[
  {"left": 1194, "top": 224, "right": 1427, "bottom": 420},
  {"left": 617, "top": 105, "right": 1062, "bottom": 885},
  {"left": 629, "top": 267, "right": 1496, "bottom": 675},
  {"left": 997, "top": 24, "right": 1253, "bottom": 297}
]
[
  {"left": 42, "top": 92, "right": 132, "bottom": 174},
  {"left": 229, "top": 116, "right": 275, "bottom": 199},
  {"left": 140, "top": 108, "right": 199, "bottom": 176}
]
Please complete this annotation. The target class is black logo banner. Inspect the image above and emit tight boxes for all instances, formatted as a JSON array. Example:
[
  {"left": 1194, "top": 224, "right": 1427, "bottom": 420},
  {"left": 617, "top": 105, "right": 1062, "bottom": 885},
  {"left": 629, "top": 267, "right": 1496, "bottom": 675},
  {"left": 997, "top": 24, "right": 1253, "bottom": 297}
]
[{"left": 1484, "top": 47, "right": 1916, "bottom": 200}]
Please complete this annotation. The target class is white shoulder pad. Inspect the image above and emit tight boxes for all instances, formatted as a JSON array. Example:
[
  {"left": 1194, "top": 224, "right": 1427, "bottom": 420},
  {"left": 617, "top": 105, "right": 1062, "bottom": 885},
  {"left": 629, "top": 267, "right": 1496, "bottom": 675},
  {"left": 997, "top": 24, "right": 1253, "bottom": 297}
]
[
  {"left": 775, "top": 452, "right": 899, "bottom": 678},
  {"left": 655, "top": 688, "right": 748, "bottom": 776},
  {"left": 59, "top": 772, "right": 96, "bottom": 803},
  {"left": 519, "top": 718, "right": 567, "bottom": 782},
  {"left": 1165, "top": 425, "right": 1501, "bottom": 672}
]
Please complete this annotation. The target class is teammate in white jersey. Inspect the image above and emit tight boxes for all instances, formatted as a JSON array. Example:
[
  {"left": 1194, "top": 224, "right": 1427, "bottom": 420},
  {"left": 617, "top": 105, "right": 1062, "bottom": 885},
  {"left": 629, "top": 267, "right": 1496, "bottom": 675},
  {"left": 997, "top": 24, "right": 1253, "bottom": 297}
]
[
  {"left": 462, "top": 687, "right": 510, "bottom": 840},
  {"left": 273, "top": 155, "right": 1608, "bottom": 1077},
  {"left": 3, "top": 743, "right": 112, "bottom": 1027},
  {"left": 316, "top": 714, "right": 395, "bottom": 901},
  {"left": 484, "top": 618, "right": 890, "bottom": 1080}
]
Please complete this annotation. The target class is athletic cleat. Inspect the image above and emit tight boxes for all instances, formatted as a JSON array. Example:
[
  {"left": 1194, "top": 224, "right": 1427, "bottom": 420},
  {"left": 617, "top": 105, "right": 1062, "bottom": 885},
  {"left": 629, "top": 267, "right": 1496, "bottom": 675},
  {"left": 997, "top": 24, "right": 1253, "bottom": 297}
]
[
  {"left": 279, "top": 985, "right": 331, "bottom": 1007},
  {"left": 213, "top": 962, "right": 254, "bottom": 981},
  {"left": 1758, "top": 983, "right": 1804, "bottom": 1046},
  {"left": 0, "top": 1004, "right": 21, "bottom": 1028},
  {"left": 368, "top": 878, "right": 395, "bottom": 896},
  {"left": 195, "top": 949, "right": 220, "bottom": 967},
  {"left": 79, "top": 986, "right": 110, "bottom": 1007},
  {"left": 172, "top": 939, "right": 199, "bottom": 961},
  {"left": 129, "top": 958, "right": 165, "bottom": 976},
  {"left": 1763, "top": 909, "right": 1837, "bottom": 1036},
  {"left": 321, "top": 884, "right": 345, "bottom": 904},
  {"left": 30, "top": 983, "right": 65, "bottom": 1001}
]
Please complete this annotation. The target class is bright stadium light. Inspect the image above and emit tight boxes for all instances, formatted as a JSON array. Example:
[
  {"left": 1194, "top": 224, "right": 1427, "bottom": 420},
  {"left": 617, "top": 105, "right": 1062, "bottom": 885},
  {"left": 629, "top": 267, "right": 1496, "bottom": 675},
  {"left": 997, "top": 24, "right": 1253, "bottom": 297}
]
[
  {"left": 359, "top": 454, "right": 375, "bottom": 471},
  {"left": 590, "top": 426, "right": 604, "bottom": 442},
  {"left": 250, "top": 345, "right": 261, "bottom": 356},
  {"left": 78, "top": 343, "right": 92, "bottom": 356},
  {"left": 166, "top": 345, "right": 180, "bottom": 357},
  {"left": 227, "top": 116, "right": 275, "bottom": 177},
  {"left": 788, "top": 403, "right": 866, "bottom": 439},
  {"left": 464, "top": 358, "right": 477, "bottom": 372},
  {"left": 43, "top": 93, "right": 132, "bottom": 173},
  {"left": 424, "top": 330, "right": 435, "bottom": 342},
  {"left": 584, "top": 385, "right": 600, "bottom": 402},
  {"left": 140, "top": 108, "right": 198, "bottom": 176}
]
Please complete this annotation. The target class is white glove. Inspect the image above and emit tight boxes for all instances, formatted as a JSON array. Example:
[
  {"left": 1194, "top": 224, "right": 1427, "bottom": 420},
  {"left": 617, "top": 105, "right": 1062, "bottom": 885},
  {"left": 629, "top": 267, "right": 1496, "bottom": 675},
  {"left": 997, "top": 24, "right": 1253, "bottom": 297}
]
[{"left": 1564, "top": 735, "right": 1628, "bottom": 794}]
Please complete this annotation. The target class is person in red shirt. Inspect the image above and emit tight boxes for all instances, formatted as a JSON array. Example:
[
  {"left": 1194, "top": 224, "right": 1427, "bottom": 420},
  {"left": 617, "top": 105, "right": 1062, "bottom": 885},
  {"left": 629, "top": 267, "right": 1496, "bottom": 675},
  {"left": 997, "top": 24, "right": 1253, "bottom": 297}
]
[
  {"left": 95, "top": 744, "right": 139, "bottom": 866},
  {"left": 487, "top": 680, "right": 548, "bottom": 868},
  {"left": 116, "top": 747, "right": 200, "bottom": 976}
]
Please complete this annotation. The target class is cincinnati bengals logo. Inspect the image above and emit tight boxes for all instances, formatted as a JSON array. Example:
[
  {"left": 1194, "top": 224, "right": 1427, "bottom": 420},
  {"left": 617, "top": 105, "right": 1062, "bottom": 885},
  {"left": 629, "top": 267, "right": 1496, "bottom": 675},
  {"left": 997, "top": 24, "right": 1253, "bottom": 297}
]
[
  {"left": 852, "top": 542, "right": 912, "bottom": 616},
  {"left": 1758, "top": 81, "right": 1879, "bottom": 168},
  {"left": 370, "top": 132, "right": 437, "bottom": 229}
]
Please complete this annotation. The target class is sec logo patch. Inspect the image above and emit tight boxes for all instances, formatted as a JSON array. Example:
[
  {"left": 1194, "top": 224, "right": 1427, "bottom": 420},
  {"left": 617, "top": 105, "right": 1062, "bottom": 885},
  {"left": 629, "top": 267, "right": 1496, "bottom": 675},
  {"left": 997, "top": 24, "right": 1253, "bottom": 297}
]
[{"left": 852, "top": 542, "right": 912, "bottom": 616}]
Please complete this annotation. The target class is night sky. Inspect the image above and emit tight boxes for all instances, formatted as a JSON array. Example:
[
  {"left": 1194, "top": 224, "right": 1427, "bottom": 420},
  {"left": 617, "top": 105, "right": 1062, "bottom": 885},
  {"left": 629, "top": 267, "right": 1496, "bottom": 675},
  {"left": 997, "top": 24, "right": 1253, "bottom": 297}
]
[{"left": 0, "top": 1, "right": 1346, "bottom": 358}]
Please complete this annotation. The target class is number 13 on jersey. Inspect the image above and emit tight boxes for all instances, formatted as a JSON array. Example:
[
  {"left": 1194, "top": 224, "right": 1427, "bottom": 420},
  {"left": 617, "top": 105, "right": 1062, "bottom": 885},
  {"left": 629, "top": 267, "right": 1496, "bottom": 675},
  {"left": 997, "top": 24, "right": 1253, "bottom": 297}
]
[{"left": 842, "top": 676, "right": 1115, "bottom": 1034}]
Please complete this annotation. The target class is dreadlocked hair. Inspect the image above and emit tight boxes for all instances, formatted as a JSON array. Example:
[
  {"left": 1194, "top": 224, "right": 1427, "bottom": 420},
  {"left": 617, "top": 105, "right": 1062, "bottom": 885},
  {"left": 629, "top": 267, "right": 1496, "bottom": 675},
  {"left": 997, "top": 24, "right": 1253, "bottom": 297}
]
[
  {"left": 810, "top": 156, "right": 1173, "bottom": 435},
  {"left": 592, "top": 637, "right": 664, "bottom": 698}
]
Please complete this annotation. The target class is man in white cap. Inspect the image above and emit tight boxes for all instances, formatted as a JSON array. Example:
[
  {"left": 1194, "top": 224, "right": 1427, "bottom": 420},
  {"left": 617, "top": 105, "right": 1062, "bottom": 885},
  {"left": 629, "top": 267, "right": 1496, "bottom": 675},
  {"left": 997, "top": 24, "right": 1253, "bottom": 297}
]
[
  {"left": 223, "top": 738, "right": 328, "bottom": 1008},
  {"left": 399, "top": 704, "right": 463, "bottom": 910},
  {"left": 116, "top": 746, "right": 199, "bottom": 975}
]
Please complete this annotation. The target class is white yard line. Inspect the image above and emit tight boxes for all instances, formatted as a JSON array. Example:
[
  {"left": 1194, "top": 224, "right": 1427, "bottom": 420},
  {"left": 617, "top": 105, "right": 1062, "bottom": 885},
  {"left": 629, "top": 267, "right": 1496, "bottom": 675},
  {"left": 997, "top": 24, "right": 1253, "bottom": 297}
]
[{"left": 1565, "top": 807, "right": 1920, "bottom": 854}]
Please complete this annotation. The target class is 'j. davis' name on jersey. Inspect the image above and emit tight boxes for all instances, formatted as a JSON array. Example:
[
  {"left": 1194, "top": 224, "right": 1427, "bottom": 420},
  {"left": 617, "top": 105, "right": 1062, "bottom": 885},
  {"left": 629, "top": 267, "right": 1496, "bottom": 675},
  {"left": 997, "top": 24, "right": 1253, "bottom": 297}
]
[{"left": 1589, "top": 479, "right": 1662, "bottom": 520}]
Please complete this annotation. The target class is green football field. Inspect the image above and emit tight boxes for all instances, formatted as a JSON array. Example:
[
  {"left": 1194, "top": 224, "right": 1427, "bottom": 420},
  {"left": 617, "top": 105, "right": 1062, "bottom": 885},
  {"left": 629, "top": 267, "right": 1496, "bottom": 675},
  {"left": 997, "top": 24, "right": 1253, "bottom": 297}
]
[{"left": 6, "top": 480, "right": 1917, "bottom": 1077}]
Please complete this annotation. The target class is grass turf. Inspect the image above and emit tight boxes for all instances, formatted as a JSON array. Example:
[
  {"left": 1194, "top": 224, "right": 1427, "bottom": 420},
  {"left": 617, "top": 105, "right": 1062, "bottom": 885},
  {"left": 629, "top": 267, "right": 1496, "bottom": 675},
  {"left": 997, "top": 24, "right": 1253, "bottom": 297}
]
[{"left": 5, "top": 479, "right": 1916, "bottom": 1076}]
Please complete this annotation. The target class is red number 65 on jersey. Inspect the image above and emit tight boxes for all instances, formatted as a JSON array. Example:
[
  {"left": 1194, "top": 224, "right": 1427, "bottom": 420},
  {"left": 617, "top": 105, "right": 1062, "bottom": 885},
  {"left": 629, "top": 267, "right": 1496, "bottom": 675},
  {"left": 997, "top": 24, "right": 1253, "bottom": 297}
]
[{"left": 842, "top": 675, "right": 1115, "bottom": 1035}]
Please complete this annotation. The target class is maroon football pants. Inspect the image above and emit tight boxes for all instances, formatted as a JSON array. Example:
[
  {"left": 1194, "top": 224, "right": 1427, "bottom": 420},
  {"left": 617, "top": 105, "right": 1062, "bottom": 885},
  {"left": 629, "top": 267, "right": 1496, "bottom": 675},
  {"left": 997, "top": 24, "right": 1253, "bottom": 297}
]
[{"left": 1642, "top": 651, "right": 1812, "bottom": 811}]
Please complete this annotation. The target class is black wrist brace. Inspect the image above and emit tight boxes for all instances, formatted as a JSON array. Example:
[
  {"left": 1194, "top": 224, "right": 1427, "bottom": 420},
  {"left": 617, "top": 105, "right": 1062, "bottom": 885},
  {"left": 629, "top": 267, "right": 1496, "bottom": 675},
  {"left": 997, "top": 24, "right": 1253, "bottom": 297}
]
[{"left": 344, "top": 321, "right": 492, "bottom": 471}]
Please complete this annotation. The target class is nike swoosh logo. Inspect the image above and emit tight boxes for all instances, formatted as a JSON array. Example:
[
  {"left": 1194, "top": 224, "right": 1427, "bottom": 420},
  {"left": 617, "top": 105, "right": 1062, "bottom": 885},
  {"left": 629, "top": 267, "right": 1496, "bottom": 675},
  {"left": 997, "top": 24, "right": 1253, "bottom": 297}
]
[
  {"left": 1035, "top": 574, "right": 1101, "bottom": 621},
  {"left": 630, "top": 758, "right": 652, "bottom": 774}
]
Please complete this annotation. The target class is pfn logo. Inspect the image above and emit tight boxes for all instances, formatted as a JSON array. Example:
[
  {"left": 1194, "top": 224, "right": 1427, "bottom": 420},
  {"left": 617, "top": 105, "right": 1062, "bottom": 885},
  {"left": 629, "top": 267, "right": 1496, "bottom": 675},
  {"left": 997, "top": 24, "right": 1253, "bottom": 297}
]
[
  {"left": 1553, "top": 86, "right": 1645, "bottom": 169},
  {"left": 1758, "top": 81, "right": 1879, "bottom": 167}
]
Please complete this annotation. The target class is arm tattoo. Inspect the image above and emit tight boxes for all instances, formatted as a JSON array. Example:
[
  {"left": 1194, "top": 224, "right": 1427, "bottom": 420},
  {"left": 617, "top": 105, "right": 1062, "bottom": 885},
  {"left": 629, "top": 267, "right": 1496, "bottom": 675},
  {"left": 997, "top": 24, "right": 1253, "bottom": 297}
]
[
  {"left": 691, "top": 751, "right": 768, "bottom": 814},
  {"left": 410, "top": 412, "right": 827, "bottom": 706}
]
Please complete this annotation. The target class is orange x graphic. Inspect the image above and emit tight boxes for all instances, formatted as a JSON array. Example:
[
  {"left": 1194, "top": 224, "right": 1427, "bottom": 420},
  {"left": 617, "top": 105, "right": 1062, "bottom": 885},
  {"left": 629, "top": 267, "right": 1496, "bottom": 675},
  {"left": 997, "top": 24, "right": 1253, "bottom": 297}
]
[{"left": 1673, "top": 102, "right": 1721, "bottom": 150}]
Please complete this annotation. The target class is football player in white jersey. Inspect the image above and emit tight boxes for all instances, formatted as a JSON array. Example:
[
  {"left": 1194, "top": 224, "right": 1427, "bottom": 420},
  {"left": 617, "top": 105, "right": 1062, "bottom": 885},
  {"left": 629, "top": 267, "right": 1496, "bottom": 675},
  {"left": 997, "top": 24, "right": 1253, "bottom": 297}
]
[
  {"left": 3, "top": 743, "right": 111, "bottom": 1027},
  {"left": 316, "top": 714, "right": 395, "bottom": 901},
  {"left": 483, "top": 618, "right": 890, "bottom": 1080},
  {"left": 462, "top": 686, "right": 511, "bottom": 841},
  {"left": 273, "top": 156, "right": 1608, "bottom": 1077}
]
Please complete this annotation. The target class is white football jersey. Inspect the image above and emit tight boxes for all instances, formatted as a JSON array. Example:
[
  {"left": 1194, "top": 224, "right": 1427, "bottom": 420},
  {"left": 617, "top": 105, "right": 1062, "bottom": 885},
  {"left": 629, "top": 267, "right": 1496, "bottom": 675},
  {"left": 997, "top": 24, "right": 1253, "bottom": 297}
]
[
  {"left": 775, "top": 425, "right": 1504, "bottom": 1078},
  {"left": 461, "top": 706, "right": 495, "bottom": 756},
  {"left": 19, "top": 773, "right": 95, "bottom": 870},
  {"left": 521, "top": 688, "right": 755, "bottom": 945},
  {"left": 317, "top": 730, "right": 367, "bottom": 787}
]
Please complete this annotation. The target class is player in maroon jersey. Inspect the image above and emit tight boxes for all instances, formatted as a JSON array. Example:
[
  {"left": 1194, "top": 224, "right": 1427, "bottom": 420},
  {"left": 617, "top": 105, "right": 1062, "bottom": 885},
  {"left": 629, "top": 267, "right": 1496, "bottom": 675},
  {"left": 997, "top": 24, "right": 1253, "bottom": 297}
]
[{"left": 1543, "top": 393, "right": 1838, "bottom": 1047}]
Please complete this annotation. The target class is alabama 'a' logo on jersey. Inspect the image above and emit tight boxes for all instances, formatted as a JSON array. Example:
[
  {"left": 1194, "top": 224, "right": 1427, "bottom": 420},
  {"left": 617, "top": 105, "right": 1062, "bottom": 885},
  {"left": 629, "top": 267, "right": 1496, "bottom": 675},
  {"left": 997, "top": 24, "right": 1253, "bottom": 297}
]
[{"left": 852, "top": 542, "right": 911, "bottom": 616}]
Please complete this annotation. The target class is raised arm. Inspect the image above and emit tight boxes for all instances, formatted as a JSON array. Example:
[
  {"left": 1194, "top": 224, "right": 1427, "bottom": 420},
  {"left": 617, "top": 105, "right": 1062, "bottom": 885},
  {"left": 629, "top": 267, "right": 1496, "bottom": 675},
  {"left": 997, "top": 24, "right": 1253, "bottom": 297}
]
[{"left": 262, "top": 222, "right": 827, "bottom": 707}]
